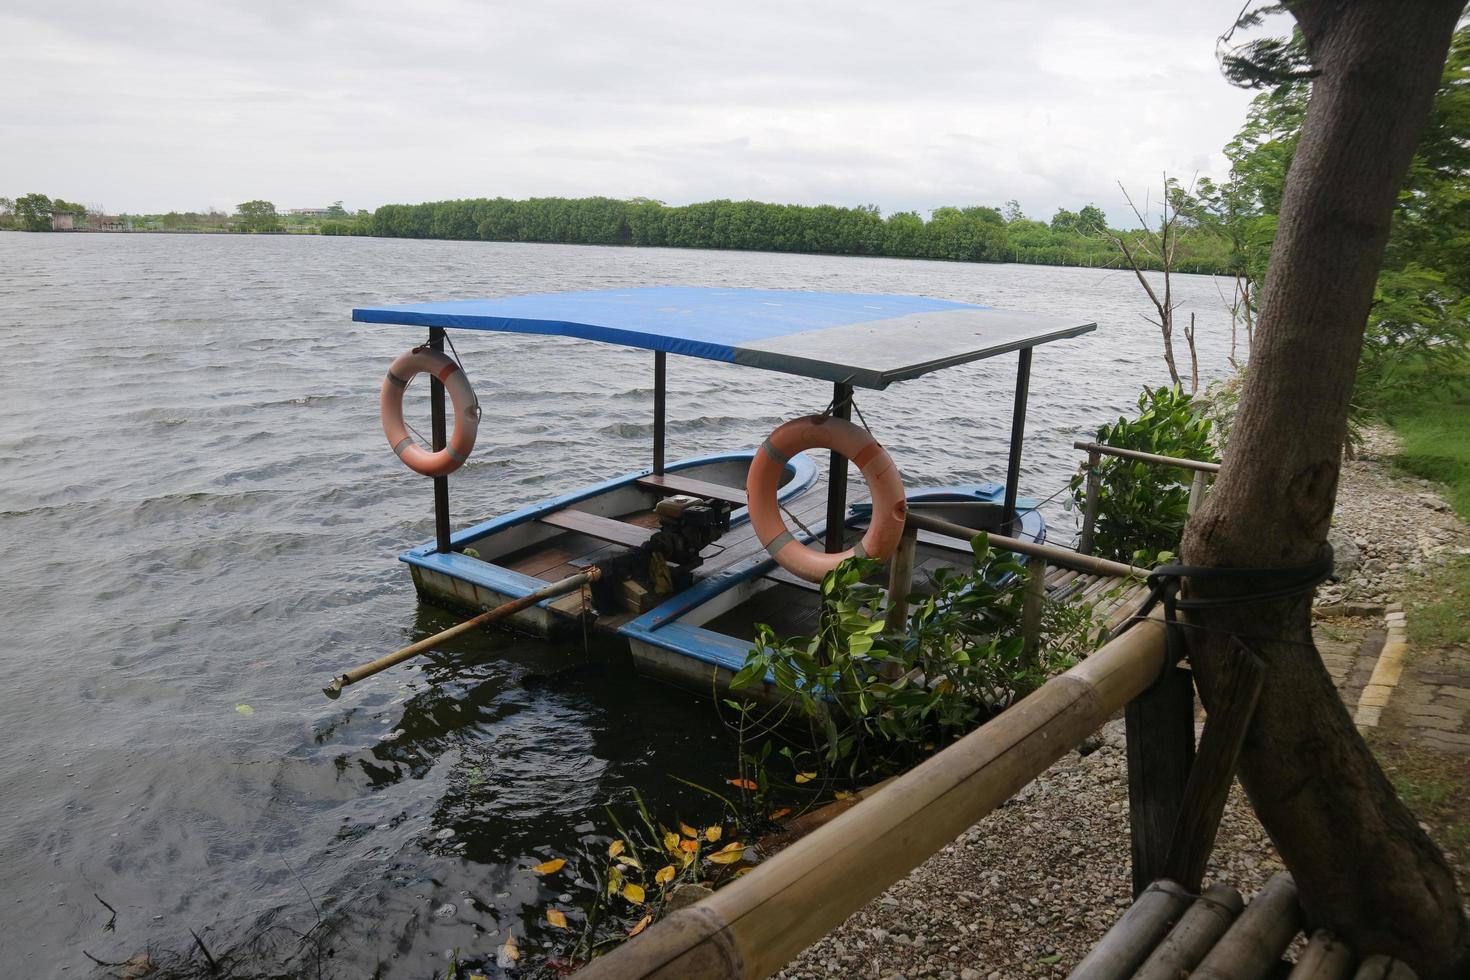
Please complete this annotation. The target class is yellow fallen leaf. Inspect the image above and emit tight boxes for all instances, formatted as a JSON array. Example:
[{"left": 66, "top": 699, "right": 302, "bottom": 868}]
[
  {"left": 623, "top": 882, "right": 645, "bottom": 903},
  {"left": 607, "top": 866, "right": 624, "bottom": 896},
  {"left": 615, "top": 854, "right": 642, "bottom": 869},
  {"left": 532, "top": 858, "right": 566, "bottom": 875},
  {"left": 469, "top": 975, "right": 489, "bottom": 980},
  {"left": 708, "top": 842, "right": 745, "bottom": 865},
  {"left": 679, "top": 822, "right": 698, "bottom": 838},
  {"left": 546, "top": 908, "right": 568, "bottom": 929},
  {"left": 608, "top": 839, "right": 625, "bottom": 858},
  {"left": 704, "top": 826, "right": 722, "bottom": 843},
  {"left": 502, "top": 934, "right": 519, "bottom": 962},
  {"left": 629, "top": 913, "right": 653, "bottom": 937},
  {"left": 734, "top": 867, "right": 754, "bottom": 877},
  {"left": 833, "top": 790, "right": 852, "bottom": 800},
  {"left": 679, "top": 850, "right": 694, "bottom": 868},
  {"left": 679, "top": 838, "right": 699, "bottom": 853},
  {"left": 794, "top": 772, "right": 816, "bottom": 784},
  {"left": 655, "top": 864, "right": 675, "bottom": 886},
  {"left": 770, "top": 807, "right": 792, "bottom": 819},
  {"left": 727, "top": 778, "right": 758, "bottom": 790},
  {"left": 663, "top": 831, "right": 680, "bottom": 853}
]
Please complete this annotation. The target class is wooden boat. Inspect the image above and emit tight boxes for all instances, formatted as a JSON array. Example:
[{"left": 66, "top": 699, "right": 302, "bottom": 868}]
[{"left": 354, "top": 287, "right": 1094, "bottom": 700}]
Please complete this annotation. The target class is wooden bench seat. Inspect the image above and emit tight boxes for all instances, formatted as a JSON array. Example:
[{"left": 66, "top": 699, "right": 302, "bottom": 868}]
[
  {"left": 636, "top": 472, "right": 749, "bottom": 507},
  {"left": 539, "top": 508, "right": 657, "bottom": 549}
]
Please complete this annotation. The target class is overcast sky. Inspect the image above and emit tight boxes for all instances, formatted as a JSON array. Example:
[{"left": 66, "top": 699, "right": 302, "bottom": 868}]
[{"left": 2, "top": 1, "right": 1267, "bottom": 224}]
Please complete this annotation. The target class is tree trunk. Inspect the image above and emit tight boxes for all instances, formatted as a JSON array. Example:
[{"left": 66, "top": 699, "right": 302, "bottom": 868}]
[{"left": 1180, "top": 2, "right": 1468, "bottom": 976}]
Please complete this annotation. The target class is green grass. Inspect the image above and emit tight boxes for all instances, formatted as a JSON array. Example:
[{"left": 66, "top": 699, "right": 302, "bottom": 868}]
[
  {"left": 1407, "top": 554, "right": 1470, "bottom": 649},
  {"left": 1366, "top": 359, "right": 1470, "bottom": 648},
  {"left": 1379, "top": 361, "right": 1470, "bottom": 521},
  {"left": 1369, "top": 729, "right": 1470, "bottom": 861}
]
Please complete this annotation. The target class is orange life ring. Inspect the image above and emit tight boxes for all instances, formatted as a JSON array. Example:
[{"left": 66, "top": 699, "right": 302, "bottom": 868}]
[
  {"left": 380, "top": 347, "right": 480, "bottom": 477},
  {"left": 746, "top": 415, "right": 906, "bottom": 583}
]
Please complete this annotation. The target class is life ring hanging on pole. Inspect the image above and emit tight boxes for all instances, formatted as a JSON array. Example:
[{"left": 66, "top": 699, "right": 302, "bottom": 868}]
[
  {"left": 380, "top": 347, "right": 480, "bottom": 478},
  {"left": 746, "top": 414, "right": 906, "bottom": 583}
]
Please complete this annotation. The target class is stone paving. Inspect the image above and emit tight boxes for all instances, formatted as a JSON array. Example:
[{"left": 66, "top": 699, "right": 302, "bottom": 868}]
[
  {"left": 1381, "top": 641, "right": 1470, "bottom": 755},
  {"left": 1316, "top": 618, "right": 1384, "bottom": 708}
]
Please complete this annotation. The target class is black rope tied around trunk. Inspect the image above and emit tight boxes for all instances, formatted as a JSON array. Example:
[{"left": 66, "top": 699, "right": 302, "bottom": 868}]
[{"left": 1135, "top": 544, "right": 1336, "bottom": 665}]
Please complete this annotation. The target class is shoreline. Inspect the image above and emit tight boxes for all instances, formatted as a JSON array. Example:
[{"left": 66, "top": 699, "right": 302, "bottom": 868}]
[{"left": 777, "top": 425, "right": 1470, "bottom": 979}]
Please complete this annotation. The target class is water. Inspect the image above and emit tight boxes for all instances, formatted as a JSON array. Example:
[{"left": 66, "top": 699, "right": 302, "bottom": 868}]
[{"left": 0, "top": 234, "right": 1239, "bottom": 977}]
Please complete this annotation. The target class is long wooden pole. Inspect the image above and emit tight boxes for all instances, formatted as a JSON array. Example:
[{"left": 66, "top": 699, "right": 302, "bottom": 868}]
[
  {"left": 904, "top": 511, "right": 1147, "bottom": 579},
  {"left": 321, "top": 567, "right": 601, "bottom": 698},
  {"left": 1073, "top": 440, "right": 1221, "bottom": 474},
  {"left": 1079, "top": 447, "right": 1102, "bottom": 555},
  {"left": 576, "top": 613, "right": 1168, "bottom": 980}
]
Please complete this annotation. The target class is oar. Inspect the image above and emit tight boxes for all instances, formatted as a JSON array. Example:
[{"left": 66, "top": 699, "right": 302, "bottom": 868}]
[{"left": 322, "top": 566, "right": 602, "bottom": 698}]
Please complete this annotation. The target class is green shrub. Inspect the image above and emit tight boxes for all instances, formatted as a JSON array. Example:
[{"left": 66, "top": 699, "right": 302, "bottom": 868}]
[
  {"left": 730, "top": 537, "right": 1093, "bottom": 783},
  {"left": 1073, "top": 385, "right": 1217, "bottom": 564}
]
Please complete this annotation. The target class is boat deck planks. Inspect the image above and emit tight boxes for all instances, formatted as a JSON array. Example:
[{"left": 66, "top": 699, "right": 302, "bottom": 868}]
[
  {"left": 487, "top": 466, "right": 1147, "bottom": 649},
  {"left": 636, "top": 473, "right": 750, "bottom": 507},
  {"left": 539, "top": 508, "right": 658, "bottom": 549}
]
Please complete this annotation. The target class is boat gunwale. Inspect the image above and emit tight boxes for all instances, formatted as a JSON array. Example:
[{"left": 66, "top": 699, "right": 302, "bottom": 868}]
[
  {"left": 398, "top": 449, "right": 820, "bottom": 611},
  {"left": 616, "top": 488, "right": 1047, "bottom": 674}
]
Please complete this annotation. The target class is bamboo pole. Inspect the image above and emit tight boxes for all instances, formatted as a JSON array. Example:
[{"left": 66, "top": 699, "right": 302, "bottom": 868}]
[
  {"left": 1021, "top": 554, "right": 1046, "bottom": 663},
  {"left": 321, "top": 567, "right": 601, "bottom": 698},
  {"left": 882, "top": 527, "right": 918, "bottom": 682},
  {"left": 1351, "top": 955, "right": 1417, "bottom": 979},
  {"left": 1079, "top": 448, "right": 1102, "bottom": 555},
  {"left": 1287, "top": 930, "right": 1355, "bottom": 980},
  {"left": 1067, "top": 879, "right": 1193, "bottom": 980},
  {"left": 1133, "top": 883, "right": 1244, "bottom": 980},
  {"left": 1073, "top": 440, "right": 1221, "bottom": 474},
  {"left": 576, "top": 613, "right": 1169, "bottom": 980},
  {"left": 1187, "top": 470, "right": 1210, "bottom": 516},
  {"left": 1192, "top": 873, "right": 1302, "bottom": 980},
  {"left": 904, "top": 511, "right": 1147, "bottom": 579}
]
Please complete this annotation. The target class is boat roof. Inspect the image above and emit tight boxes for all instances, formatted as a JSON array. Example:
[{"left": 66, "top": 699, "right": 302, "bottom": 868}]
[{"left": 353, "top": 286, "right": 1095, "bottom": 390}]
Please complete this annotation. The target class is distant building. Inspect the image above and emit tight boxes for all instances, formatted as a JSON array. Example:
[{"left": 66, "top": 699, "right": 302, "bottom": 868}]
[
  {"left": 287, "top": 208, "right": 332, "bottom": 217},
  {"left": 51, "top": 213, "right": 75, "bottom": 231}
]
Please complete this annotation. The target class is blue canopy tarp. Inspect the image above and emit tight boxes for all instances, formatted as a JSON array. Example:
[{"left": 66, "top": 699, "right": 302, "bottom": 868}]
[{"left": 354, "top": 286, "right": 1095, "bottom": 389}]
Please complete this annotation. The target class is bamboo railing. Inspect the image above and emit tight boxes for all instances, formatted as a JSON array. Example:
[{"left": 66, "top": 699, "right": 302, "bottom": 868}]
[
  {"left": 1073, "top": 441, "right": 1219, "bottom": 556},
  {"left": 577, "top": 614, "right": 1169, "bottom": 980}
]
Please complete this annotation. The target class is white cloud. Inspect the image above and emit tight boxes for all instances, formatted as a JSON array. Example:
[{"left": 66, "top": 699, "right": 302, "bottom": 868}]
[{"left": 0, "top": 0, "right": 1263, "bottom": 225}]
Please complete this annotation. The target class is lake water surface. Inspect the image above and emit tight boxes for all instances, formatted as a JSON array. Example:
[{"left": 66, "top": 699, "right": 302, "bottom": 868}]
[{"left": 0, "top": 234, "right": 1239, "bottom": 977}]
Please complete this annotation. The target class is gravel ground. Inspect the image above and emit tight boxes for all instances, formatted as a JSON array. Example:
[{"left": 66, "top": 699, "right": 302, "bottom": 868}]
[
  {"left": 778, "top": 426, "right": 1462, "bottom": 980},
  {"left": 776, "top": 721, "right": 1284, "bottom": 980},
  {"left": 1319, "top": 427, "right": 1468, "bottom": 607}
]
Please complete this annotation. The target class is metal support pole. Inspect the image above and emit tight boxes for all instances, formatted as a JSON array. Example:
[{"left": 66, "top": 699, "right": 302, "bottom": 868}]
[
  {"left": 1002, "top": 347, "right": 1033, "bottom": 536},
  {"left": 652, "top": 351, "right": 667, "bottom": 475},
  {"left": 429, "top": 327, "right": 451, "bottom": 554},
  {"left": 824, "top": 382, "right": 853, "bottom": 554}
]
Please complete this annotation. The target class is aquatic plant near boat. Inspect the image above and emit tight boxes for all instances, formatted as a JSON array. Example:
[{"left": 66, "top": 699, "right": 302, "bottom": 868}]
[
  {"left": 729, "top": 534, "right": 1091, "bottom": 783},
  {"left": 1071, "top": 384, "right": 1217, "bottom": 564},
  {"left": 529, "top": 793, "right": 756, "bottom": 974}
]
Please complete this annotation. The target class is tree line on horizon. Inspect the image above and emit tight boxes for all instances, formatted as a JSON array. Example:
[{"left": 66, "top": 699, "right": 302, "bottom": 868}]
[
  {"left": 1, "top": 189, "right": 1237, "bottom": 273},
  {"left": 339, "top": 195, "right": 1235, "bottom": 273}
]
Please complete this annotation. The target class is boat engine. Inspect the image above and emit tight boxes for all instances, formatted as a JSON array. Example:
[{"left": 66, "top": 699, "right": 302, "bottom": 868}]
[
  {"left": 648, "top": 494, "right": 732, "bottom": 565},
  {"left": 594, "top": 494, "right": 733, "bottom": 612}
]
